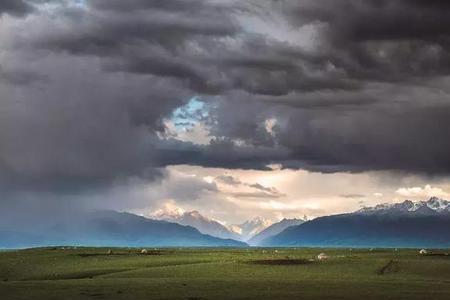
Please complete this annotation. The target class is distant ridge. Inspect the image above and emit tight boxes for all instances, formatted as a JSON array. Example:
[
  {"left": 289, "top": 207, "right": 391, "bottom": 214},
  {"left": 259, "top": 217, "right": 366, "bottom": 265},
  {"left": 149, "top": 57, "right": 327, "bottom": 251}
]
[{"left": 260, "top": 198, "right": 450, "bottom": 248}]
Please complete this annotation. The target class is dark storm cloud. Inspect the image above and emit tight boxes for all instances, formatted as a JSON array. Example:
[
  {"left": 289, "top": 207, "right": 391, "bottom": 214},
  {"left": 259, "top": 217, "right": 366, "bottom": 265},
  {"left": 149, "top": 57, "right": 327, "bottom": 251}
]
[
  {"left": 0, "top": 66, "right": 47, "bottom": 85},
  {"left": 89, "top": 0, "right": 211, "bottom": 12},
  {"left": 2, "top": 0, "right": 450, "bottom": 200},
  {"left": 0, "top": 0, "right": 33, "bottom": 17},
  {"left": 200, "top": 0, "right": 450, "bottom": 174},
  {"left": 282, "top": 0, "right": 450, "bottom": 81}
]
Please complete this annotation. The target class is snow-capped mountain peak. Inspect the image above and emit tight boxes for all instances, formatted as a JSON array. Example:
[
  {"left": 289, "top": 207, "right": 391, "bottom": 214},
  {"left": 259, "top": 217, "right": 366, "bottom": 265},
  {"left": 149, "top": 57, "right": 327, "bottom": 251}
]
[
  {"left": 357, "top": 197, "right": 450, "bottom": 215},
  {"left": 152, "top": 205, "right": 184, "bottom": 220},
  {"left": 151, "top": 205, "right": 275, "bottom": 241},
  {"left": 151, "top": 207, "right": 241, "bottom": 240},
  {"left": 231, "top": 217, "right": 273, "bottom": 240},
  {"left": 426, "top": 197, "right": 450, "bottom": 212}
]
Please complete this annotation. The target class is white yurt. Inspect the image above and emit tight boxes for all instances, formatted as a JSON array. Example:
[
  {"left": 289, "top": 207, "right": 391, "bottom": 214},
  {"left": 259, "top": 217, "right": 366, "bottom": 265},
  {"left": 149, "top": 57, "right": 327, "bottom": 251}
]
[
  {"left": 140, "top": 249, "right": 148, "bottom": 254},
  {"left": 419, "top": 249, "right": 428, "bottom": 255},
  {"left": 317, "top": 253, "right": 329, "bottom": 260}
]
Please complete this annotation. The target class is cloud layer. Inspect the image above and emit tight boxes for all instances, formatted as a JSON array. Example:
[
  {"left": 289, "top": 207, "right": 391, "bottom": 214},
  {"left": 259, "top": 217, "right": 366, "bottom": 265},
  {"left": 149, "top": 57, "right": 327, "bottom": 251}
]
[{"left": 1, "top": 0, "right": 450, "bottom": 205}]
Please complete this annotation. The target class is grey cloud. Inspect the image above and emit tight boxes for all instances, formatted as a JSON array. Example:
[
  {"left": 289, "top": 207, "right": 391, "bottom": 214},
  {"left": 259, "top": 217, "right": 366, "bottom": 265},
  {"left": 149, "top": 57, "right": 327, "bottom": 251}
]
[
  {"left": 0, "top": 52, "right": 191, "bottom": 193},
  {"left": 29, "top": 1, "right": 359, "bottom": 96},
  {"left": 281, "top": 0, "right": 450, "bottom": 81},
  {"left": 249, "top": 183, "right": 283, "bottom": 196},
  {"left": 0, "top": 0, "right": 33, "bottom": 17},
  {"left": 0, "top": 66, "right": 48, "bottom": 85},
  {"left": 215, "top": 174, "right": 284, "bottom": 198},
  {"left": 215, "top": 175, "right": 242, "bottom": 186}
]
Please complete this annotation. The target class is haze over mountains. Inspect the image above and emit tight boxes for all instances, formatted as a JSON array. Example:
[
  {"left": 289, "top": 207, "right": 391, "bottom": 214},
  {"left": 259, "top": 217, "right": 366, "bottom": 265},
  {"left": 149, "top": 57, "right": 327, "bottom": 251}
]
[{"left": 261, "top": 198, "right": 450, "bottom": 248}]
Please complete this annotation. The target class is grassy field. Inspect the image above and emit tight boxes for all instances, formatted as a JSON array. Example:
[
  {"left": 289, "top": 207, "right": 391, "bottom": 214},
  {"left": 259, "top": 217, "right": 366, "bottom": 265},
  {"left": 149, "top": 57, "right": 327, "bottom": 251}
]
[{"left": 0, "top": 247, "right": 449, "bottom": 300}]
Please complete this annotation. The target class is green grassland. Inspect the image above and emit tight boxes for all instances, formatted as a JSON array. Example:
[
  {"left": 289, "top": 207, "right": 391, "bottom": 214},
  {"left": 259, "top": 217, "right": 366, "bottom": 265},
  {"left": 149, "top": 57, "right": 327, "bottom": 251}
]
[{"left": 0, "top": 247, "right": 449, "bottom": 300}]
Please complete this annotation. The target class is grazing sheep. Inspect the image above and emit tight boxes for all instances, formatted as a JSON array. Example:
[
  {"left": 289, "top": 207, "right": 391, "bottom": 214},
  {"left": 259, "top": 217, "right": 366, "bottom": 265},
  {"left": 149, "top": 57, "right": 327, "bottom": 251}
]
[
  {"left": 317, "top": 253, "right": 329, "bottom": 261},
  {"left": 140, "top": 249, "right": 148, "bottom": 255},
  {"left": 419, "top": 249, "right": 428, "bottom": 255}
]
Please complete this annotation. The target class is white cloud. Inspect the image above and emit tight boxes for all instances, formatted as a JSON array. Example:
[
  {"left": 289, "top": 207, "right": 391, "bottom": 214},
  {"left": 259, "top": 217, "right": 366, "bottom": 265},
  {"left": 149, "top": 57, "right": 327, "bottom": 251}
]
[{"left": 395, "top": 184, "right": 449, "bottom": 199}]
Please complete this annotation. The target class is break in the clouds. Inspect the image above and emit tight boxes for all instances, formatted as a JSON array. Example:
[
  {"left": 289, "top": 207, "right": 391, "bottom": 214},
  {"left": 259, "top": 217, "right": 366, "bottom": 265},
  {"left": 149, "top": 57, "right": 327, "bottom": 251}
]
[{"left": 1, "top": 0, "right": 450, "bottom": 223}]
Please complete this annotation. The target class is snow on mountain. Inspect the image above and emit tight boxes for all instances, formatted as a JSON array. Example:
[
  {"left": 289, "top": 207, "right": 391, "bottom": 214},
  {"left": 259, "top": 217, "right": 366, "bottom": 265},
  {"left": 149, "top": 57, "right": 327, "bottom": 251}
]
[
  {"left": 152, "top": 205, "right": 185, "bottom": 220},
  {"left": 357, "top": 197, "right": 450, "bottom": 215},
  {"left": 152, "top": 207, "right": 240, "bottom": 240},
  {"left": 230, "top": 217, "right": 273, "bottom": 241},
  {"left": 152, "top": 205, "right": 275, "bottom": 241},
  {"left": 248, "top": 218, "right": 306, "bottom": 246}
]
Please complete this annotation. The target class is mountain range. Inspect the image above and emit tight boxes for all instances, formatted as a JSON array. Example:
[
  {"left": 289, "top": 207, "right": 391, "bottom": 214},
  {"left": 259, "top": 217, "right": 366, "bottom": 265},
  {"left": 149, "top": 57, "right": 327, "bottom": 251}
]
[
  {"left": 2, "top": 198, "right": 449, "bottom": 249},
  {"left": 0, "top": 210, "right": 247, "bottom": 249},
  {"left": 260, "top": 198, "right": 450, "bottom": 248}
]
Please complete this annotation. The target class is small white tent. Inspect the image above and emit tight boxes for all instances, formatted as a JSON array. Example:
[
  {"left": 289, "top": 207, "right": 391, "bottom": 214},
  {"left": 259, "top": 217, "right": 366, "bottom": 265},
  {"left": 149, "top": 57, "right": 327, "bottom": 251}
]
[
  {"left": 317, "top": 253, "right": 329, "bottom": 260},
  {"left": 419, "top": 249, "right": 428, "bottom": 255}
]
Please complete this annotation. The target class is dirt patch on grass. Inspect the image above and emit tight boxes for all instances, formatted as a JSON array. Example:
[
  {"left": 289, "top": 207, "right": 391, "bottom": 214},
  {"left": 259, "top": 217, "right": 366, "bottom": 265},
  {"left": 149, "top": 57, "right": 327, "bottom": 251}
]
[
  {"left": 249, "top": 259, "right": 313, "bottom": 266},
  {"left": 378, "top": 260, "right": 400, "bottom": 275}
]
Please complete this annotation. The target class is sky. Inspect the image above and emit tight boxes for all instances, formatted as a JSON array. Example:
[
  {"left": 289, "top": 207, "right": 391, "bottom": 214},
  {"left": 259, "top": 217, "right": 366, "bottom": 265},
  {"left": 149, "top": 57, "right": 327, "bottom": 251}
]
[{"left": 1, "top": 0, "right": 450, "bottom": 227}]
